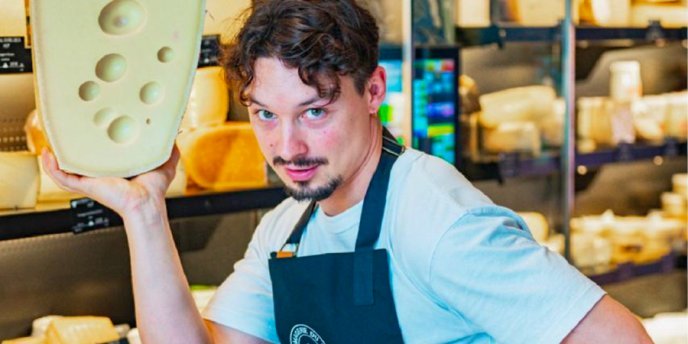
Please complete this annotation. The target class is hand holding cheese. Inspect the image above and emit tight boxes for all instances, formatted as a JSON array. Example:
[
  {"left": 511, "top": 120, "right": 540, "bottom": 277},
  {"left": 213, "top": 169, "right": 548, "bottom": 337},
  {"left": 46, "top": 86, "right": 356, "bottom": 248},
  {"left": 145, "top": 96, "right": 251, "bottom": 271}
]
[
  {"left": 41, "top": 146, "right": 179, "bottom": 216},
  {"left": 31, "top": 0, "right": 204, "bottom": 177}
]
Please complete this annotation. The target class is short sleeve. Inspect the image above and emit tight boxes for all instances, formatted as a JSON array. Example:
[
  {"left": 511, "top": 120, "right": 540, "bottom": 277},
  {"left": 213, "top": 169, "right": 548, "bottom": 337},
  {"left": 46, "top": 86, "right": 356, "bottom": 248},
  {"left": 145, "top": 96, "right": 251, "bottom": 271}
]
[
  {"left": 201, "top": 217, "right": 279, "bottom": 343},
  {"left": 428, "top": 207, "right": 606, "bottom": 344}
]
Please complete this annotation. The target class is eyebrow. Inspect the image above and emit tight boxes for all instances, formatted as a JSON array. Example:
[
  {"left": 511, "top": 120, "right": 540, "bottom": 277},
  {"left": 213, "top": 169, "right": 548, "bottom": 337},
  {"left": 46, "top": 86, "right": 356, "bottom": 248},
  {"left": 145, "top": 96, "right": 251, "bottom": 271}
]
[{"left": 248, "top": 95, "right": 327, "bottom": 109}]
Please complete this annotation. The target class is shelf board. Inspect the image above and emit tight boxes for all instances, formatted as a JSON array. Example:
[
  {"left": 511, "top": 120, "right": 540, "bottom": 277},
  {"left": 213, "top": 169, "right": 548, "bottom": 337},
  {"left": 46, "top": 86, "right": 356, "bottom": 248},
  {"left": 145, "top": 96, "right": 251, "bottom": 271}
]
[
  {"left": 456, "top": 23, "right": 687, "bottom": 47},
  {"left": 588, "top": 253, "right": 676, "bottom": 285},
  {"left": 0, "top": 186, "right": 287, "bottom": 242},
  {"left": 461, "top": 140, "right": 687, "bottom": 181},
  {"left": 577, "top": 140, "right": 687, "bottom": 169}
]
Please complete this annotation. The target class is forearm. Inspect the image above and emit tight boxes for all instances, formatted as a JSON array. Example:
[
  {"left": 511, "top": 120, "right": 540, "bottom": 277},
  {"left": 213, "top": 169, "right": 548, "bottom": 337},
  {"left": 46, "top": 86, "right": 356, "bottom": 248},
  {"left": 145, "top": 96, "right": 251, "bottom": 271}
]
[{"left": 122, "top": 199, "right": 211, "bottom": 344}]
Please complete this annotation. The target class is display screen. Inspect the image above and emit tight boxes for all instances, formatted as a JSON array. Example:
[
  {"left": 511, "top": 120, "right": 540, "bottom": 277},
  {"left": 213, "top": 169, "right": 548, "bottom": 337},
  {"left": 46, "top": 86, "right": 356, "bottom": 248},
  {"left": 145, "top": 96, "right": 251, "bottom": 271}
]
[
  {"left": 413, "top": 47, "right": 459, "bottom": 165},
  {"left": 378, "top": 46, "right": 405, "bottom": 144}
]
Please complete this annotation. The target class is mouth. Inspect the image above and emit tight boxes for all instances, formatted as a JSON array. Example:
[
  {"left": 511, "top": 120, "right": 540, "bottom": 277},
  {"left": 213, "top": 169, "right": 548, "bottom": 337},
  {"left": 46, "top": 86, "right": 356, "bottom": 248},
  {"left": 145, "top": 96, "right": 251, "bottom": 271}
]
[{"left": 284, "top": 165, "right": 319, "bottom": 182}]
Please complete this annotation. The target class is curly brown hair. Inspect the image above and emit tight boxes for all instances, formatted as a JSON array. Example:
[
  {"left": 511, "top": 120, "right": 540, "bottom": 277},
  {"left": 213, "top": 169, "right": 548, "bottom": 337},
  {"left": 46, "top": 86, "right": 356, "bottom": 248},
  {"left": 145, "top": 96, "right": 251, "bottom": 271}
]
[{"left": 222, "top": 0, "right": 380, "bottom": 105}]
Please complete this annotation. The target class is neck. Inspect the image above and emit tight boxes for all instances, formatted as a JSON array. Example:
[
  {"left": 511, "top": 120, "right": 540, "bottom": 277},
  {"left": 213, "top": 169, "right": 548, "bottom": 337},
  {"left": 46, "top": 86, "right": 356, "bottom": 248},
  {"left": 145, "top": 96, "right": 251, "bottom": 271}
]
[{"left": 318, "top": 119, "right": 383, "bottom": 216}]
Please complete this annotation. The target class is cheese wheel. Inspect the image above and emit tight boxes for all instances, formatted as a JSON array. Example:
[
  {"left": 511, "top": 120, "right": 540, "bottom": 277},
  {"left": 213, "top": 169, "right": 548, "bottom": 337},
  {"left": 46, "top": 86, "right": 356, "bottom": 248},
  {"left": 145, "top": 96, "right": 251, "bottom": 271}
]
[
  {"left": 31, "top": 0, "right": 205, "bottom": 177},
  {"left": 45, "top": 316, "right": 119, "bottom": 344},
  {"left": 178, "top": 122, "right": 267, "bottom": 191},
  {"left": 0, "top": 151, "right": 39, "bottom": 209}
]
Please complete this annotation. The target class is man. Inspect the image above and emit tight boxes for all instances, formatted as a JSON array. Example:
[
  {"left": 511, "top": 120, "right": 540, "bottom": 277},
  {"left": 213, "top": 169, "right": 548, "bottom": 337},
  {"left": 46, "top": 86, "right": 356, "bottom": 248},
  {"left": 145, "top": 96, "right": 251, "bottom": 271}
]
[{"left": 43, "top": 0, "right": 652, "bottom": 343}]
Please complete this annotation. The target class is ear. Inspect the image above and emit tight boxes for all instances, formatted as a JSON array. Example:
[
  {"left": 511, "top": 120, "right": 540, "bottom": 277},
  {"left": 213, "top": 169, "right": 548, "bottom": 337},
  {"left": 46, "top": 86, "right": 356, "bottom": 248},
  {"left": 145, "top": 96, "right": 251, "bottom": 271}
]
[{"left": 366, "top": 66, "right": 387, "bottom": 115}]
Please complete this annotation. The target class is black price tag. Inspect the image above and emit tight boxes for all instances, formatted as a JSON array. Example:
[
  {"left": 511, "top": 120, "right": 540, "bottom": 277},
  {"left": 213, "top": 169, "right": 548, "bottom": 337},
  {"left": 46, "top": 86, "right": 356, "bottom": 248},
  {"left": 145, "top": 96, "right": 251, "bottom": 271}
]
[
  {"left": 198, "top": 35, "right": 220, "bottom": 68},
  {"left": 0, "top": 36, "right": 32, "bottom": 74},
  {"left": 70, "top": 198, "right": 111, "bottom": 234}
]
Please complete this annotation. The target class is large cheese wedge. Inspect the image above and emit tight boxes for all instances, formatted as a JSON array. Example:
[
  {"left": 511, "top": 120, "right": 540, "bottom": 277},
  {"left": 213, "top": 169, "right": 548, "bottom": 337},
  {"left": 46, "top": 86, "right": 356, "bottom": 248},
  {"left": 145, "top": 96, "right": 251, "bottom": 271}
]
[
  {"left": 31, "top": 0, "right": 205, "bottom": 177},
  {"left": 45, "top": 316, "right": 119, "bottom": 344},
  {"left": 181, "top": 66, "right": 229, "bottom": 131},
  {"left": 0, "top": 151, "right": 39, "bottom": 209},
  {"left": 178, "top": 122, "right": 267, "bottom": 191}
]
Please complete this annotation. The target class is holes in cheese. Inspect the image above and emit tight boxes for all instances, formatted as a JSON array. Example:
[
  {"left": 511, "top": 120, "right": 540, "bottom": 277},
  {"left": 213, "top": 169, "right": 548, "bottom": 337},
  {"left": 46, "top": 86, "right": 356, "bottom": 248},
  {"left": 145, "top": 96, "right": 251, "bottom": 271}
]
[
  {"left": 139, "top": 81, "right": 164, "bottom": 104},
  {"left": 95, "top": 54, "right": 127, "bottom": 82},
  {"left": 98, "top": 0, "right": 146, "bottom": 35},
  {"left": 93, "top": 108, "right": 118, "bottom": 127},
  {"left": 78, "top": 81, "right": 100, "bottom": 101},
  {"left": 157, "top": 46, "right": 174, "bottom": 63},
  {"left": 107, "top": 115, "right": 139, "bottom": 144},
  {"left": 31, "top": 0, "right": 205, "bottom": 177}
]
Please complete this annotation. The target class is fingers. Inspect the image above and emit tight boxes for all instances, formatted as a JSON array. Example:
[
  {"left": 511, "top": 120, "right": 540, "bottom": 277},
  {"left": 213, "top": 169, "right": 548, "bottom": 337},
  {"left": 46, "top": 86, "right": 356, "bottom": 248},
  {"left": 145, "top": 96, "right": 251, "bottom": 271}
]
[{"left": 40, "top": 148, "right": 82, "bottom": 194}]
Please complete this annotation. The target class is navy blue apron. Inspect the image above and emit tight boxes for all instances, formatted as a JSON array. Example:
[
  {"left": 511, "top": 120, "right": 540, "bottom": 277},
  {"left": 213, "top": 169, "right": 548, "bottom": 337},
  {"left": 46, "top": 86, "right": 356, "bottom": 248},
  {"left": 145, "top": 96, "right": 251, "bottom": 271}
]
[{"left": 268, "top": 129, "right": 405, "bottom": 344}]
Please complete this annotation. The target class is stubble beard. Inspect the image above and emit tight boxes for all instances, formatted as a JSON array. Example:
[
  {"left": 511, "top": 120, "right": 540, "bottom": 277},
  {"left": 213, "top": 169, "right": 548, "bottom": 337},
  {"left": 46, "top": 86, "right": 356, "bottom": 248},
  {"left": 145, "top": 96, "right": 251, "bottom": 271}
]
[{"left": 284, "top": 176, "right": 343, "bottom": 202}]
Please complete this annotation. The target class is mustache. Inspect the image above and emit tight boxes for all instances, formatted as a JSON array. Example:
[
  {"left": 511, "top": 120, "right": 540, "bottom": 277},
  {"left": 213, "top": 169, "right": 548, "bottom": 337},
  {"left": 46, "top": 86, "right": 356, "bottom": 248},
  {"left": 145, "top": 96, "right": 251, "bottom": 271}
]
[{"left": 273, "top": 156, "right": 328, "bottom": 167}]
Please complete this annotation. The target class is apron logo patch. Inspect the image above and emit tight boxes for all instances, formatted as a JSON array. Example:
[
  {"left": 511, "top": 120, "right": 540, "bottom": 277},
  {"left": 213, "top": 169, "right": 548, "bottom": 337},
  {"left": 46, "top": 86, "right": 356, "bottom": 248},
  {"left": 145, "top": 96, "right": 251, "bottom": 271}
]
[{"left": 290, "top": 324, "right": 326, "bottom": 344}]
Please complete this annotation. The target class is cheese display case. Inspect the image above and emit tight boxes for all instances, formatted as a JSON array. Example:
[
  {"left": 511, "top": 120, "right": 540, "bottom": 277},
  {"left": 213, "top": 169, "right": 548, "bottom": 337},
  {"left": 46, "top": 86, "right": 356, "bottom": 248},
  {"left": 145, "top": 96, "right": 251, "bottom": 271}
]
[{"left": 0, "top": 0, "right": 686, "bottom": 340}]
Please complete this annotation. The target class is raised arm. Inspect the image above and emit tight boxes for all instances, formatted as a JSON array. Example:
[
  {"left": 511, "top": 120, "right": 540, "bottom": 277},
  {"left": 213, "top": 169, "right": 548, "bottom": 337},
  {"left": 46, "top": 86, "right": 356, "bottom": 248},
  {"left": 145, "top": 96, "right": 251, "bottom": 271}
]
[
  {"left": 41, "top": 148, "right": 265, "bottom": 344},
  {"left": 562, "top": 295, "right": 653, "bottom": 344}
]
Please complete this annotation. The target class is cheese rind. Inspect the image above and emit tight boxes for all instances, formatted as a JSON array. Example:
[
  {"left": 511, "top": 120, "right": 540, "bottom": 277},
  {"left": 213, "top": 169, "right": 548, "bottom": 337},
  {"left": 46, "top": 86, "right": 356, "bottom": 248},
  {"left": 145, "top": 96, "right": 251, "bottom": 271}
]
[{"left": 31, "top": 0, "right": 206, "bottom": 177}]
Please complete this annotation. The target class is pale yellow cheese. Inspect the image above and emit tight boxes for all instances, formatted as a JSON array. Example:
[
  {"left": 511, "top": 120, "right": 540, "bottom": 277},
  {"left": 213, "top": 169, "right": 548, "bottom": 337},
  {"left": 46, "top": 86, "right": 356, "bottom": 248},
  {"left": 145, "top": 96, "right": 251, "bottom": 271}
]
[
  {"left": 45, "top": 316, "right": 119, "bottom": 344},
  {"left": 178, "top": 122, "right": 267, "bottom": 191},
  {"left": 0, "top": 151, "right": 38, "bottom": 209},
  {"left": 31, "top": 0, "right": 205, "bottom": 177},
  {"left": 1, "top": 336, "right": 45, "bottom": 344},
  {"left": 455, "top": 0, "right": 490, "bottom": 27},
  {"left": 632, "top": 4, "right": 688, "bottom": 27},
  {"left": 0, "top": 0, "right": 28, "bottom": 37},
  {"left": 506, "top": 0, "right": 572, "bottom": 26},
  {"left": 482, "top": 121, "right": 542, "bottom": 156},
  {"left": 479, "top": 86, "right": 556, "bottom": 129},
  {"left": 580, "top": 0, "right": 631, "bottom": 26},
  {"left": 181, "top": 66, "right": 229, "bottom": 131},
  {"left": 517, "top": 212, "right": 550, "bottom": 243}
]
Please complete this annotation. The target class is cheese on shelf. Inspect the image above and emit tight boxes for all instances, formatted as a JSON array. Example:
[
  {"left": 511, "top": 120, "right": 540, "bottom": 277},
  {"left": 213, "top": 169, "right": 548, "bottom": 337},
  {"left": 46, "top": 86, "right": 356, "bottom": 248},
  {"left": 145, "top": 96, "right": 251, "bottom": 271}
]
[
  {"left": 24, "top": 109, "right": 50, "bottom": 155},
  {"left": 31, "top": 0, "right": 205, "bottom": 177},
  {"left": 580, "top": 0, "right": 631, "bottom": 26},
  {"left": 482, "top": 121, "right": 542, "bottom": 156},
  {"left": 0, "top": 152, "right": 39, "bottom": 209},
  {"left": 632, "top": 4, "right": 688, "bottom": 27},
  {"left": 45, "top": 317, "right": 119, "bottom": 344},
  {"left": 181, "top": 66, "right": 229, "bottom": 131},
  {"left": 1, "top": 336, "right": 45, "bottom": 344},
  {"left": 517, "top": 212, "right": 550, "bottom": 243},
  {"left": 178, "top": 122, "right": 267, "bottom": 191},
  {"left": 479, "top": 86, "right": 556, "bottom": 129}
]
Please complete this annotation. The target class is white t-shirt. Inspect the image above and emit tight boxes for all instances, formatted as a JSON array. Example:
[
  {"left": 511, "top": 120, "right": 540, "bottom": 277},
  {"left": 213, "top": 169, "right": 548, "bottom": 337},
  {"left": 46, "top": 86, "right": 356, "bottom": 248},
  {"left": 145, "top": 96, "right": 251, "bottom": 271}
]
[{"left": 203, "top": 148, "right": 605, "bottom": 343}]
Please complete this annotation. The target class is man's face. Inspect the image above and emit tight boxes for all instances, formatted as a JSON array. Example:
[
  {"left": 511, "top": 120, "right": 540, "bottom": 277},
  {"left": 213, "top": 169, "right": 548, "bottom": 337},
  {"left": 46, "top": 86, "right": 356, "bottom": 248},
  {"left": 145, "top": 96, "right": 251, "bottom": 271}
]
[{"left": 246, "top": 57, "right": 380, "bottom": 201}]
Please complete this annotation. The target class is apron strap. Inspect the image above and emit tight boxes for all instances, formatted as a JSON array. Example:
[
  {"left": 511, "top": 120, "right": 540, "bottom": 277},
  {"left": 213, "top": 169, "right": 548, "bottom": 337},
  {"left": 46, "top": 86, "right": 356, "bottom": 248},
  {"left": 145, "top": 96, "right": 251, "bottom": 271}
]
[{"left": 353, "top": 129, "right": 402, "bottom": 305}]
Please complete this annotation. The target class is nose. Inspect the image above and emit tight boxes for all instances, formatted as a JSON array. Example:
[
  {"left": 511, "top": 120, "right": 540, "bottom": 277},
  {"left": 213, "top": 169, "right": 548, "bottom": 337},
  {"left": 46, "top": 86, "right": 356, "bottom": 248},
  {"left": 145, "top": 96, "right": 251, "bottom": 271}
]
[{"left": 277, "top": 121, "right": 308, "bottom": 162}]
